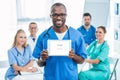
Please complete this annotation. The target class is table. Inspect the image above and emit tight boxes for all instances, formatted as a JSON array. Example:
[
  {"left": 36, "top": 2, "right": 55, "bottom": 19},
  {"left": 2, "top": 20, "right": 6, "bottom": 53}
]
[
  {"left": 13, "top": 61, "right": 44, "bottom": 80},
  {"left": 13, "top": 72, "right": 43, "bottom": 80}
]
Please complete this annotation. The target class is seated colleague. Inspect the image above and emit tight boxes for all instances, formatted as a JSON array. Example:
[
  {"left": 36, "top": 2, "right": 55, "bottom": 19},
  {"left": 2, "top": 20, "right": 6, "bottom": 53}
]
[
  {"left": 78, "top": 26, "right": 110, "bottom": 80},
  {"left": 5, "top": 29, "right": 38, "bottom": 80},
  {"left": 28, "top": 22, "right": 38, "bottom": 52},
  {"left": 77, "top": 13, "right": 96, "bottom": 47}
]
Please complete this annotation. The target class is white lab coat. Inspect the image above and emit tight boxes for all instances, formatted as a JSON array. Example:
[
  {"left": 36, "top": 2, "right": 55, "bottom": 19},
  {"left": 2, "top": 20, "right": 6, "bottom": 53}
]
[{"left": 27, "top": 36, "right": 37, "bottom": 53}]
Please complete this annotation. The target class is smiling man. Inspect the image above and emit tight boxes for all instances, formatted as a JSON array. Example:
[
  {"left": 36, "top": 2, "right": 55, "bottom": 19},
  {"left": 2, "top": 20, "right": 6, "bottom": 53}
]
[{"left": 33, "top": 3, "right": 87, "bottom": 80}]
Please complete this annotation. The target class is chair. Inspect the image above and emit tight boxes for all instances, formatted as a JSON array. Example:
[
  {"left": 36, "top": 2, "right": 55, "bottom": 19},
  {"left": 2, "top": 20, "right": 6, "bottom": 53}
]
[
  {"left": 79, "top": 57, "right": 119, "bottom": 80},
  {"left": 108, "top": 57, "right": 119, "bottom": 80}
]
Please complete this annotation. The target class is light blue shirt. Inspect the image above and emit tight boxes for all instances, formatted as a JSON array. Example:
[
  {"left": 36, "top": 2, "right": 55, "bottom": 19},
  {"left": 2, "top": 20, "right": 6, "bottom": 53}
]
[
  {"left": 5, "top": 45, "right": 34, "bottom": 80},
  {"left": 33, "top": 26, "right": 87, "bottom": 80}
]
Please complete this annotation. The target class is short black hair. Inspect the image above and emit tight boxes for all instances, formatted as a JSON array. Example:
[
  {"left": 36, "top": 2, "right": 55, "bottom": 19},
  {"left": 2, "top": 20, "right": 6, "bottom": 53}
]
[
  {"left": 83, "top": 13, "right": 91, "bottom": 18},
  {"left": 51, "top": 3, "right": 66, "bottom": 14}
]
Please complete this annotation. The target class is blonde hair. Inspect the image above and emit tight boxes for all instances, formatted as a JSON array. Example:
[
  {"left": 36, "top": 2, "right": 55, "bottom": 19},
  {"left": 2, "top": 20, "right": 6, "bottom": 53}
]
[{"left": 12, "top": 29, "right": 28, "bottom": 48}]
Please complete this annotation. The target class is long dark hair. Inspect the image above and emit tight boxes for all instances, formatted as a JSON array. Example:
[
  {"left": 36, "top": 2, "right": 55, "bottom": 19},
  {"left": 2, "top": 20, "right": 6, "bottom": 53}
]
[{"left": 97, "top": 26, "right": 107, "bottom": 33}]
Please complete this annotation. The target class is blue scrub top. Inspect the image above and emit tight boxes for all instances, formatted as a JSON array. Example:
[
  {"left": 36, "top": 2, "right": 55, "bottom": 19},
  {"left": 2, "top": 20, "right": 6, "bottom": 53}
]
[
  {"left": 5, "top": 45, "right": 34, "bottom": 80},
  {"left": 77, "top": 25, "right": 96, "bottom": 45},
  {"left": 33, "top": 26, "right": 87, "bottom": 80}
]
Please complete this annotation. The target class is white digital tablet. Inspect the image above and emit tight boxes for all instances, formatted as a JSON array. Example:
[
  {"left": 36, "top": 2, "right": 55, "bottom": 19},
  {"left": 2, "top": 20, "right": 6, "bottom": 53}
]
[{"left": 48, "top": 40, "right": 71, "bottom": 56}]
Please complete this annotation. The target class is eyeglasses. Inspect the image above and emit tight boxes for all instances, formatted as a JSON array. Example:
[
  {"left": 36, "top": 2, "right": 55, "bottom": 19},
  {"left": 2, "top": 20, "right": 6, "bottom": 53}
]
[{"left": 51, "top": 13, "right": 66, "bottom": 18}]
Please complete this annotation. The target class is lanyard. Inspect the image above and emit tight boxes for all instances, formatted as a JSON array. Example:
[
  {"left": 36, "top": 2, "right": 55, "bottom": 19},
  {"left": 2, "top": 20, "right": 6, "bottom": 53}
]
[{"left": 42, "top": 26, "right": 70, "bottom": 50}]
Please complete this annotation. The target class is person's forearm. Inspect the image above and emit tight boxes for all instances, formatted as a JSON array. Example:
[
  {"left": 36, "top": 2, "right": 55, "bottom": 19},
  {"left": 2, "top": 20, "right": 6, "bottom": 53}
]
[
  {"left": 23, "top": 60, "right": 34, "bottom": 69},
  {"left": 85, "top": 59, "right": 100, "bottom": 64},
  {"left": 37, "top": 59, "right": 46, "bottom": 67},
  {"left": 13, "top": 60, "right": 34, "bottom": 72},
  {"left": 13, "top": 64, "right": 23, "bottom": 71},
  {"left": 73, "top": 54, "right": 84, "bottom": 64},
  {"left": 13, "top": 64, "right": 29, "bottom": 72}
]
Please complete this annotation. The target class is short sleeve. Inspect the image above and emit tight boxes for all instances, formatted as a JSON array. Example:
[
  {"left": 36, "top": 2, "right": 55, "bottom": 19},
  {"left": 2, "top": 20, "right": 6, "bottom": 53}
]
[
  {"left": 8, "top": 49, "right": 17, "bottom": 66},
  {"left": 28, "top": 45, "right": 34, "bottom": 60},
  {"left": 87, "top": 41, "right": 96, "bottom": 56},
  {"left": 97, "top": 44, "right": 109, "bottom": 62},
  {"left": 32, "top": 34, "right": 43, "bottom": 59},
  {"left": 76, "top": 33, "right": 87, "bottom": 59}
]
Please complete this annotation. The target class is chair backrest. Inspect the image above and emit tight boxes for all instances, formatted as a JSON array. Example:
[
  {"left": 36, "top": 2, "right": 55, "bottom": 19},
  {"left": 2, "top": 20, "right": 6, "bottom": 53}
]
[
  {"left": 108, "top": 57, "right": 119, "bottom": 80},
  {"left": 0, "top": 60, "right": 9, "bottom": 68}
]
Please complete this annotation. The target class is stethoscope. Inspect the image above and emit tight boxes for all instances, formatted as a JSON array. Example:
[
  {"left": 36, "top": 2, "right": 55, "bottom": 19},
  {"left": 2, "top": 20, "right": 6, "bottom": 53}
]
[
  {"left": 93, "top": 41, "right": 105, "bottom": 52},
  {"left": 42, "top": 25, "right": 71, "bottom": 50},
  {"left": 43, "top": 25, "right": 70, "bottom": 39},
  {"left": 15, "top": 47, "right": 26, "bottom": 56},
  {"left": 15, "top": 47, "right": 26, "bottom": 75},
  {"left": 89, "top": 41, "right": 105, "bottom": 53}
]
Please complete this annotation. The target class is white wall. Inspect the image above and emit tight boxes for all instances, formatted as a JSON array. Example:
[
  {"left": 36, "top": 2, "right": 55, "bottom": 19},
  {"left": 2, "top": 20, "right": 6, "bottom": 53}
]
[
  {"left": 0, "top": 0, "right": 17, "bottom": 60},
  {"left": 84, "top": 0, "right": 110, "bottom": 27},
  {"left": 110, "top": 0, "right": 120, "bottom": 56},
  {"left": 54, "top": 0, "right": 85, "bottom": 29},
  {"left": 0, "top": 0, "right": 86, "bottom": 61}
]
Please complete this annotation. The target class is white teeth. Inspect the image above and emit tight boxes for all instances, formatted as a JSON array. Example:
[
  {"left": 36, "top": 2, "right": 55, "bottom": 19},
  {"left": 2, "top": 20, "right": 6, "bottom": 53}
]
[{"left": 56, "top": 21, "right": 62, "bottom": 24}]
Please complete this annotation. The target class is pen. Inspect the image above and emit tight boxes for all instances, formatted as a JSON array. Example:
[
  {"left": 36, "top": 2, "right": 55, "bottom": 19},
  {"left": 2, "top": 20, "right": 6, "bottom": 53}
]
[{"left": 18, "top": 71, "right": 21, "bottom": 75}]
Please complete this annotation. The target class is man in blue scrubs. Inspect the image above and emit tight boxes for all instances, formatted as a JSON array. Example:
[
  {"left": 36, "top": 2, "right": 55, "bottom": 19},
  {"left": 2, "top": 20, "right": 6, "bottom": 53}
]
[
  {"left": 77, "top": 13, "right": 96, "bottom": 47},
  {"left": 33, "top": 3, "right": 87, "bottom": 80}
]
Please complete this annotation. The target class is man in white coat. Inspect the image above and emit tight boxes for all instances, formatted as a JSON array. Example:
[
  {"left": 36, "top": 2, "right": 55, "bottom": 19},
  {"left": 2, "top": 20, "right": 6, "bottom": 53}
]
[
  {"left": 28, "top": 22, "right": 38, "bottom": 52},
  {"left": 28, "top": 22, "right": 44, "bottom": 73}
]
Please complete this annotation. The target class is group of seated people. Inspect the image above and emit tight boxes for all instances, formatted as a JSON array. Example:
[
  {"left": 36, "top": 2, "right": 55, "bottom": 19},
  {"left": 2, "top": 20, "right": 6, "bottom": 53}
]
[
  {"left": 78, "top": 13, "right": 110, "bottom": 80},
  {"left": 5, "top": 22, "right": 110, "bottom": 80},
  {"left": 4, "top": 3, "right": 110, "bottom": 80}
]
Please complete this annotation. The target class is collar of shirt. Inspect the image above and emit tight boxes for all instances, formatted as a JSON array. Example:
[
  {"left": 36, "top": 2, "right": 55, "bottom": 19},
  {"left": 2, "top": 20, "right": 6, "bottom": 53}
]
[{"left": 83, "top": 25, "right": 91, "bottom": 31}]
